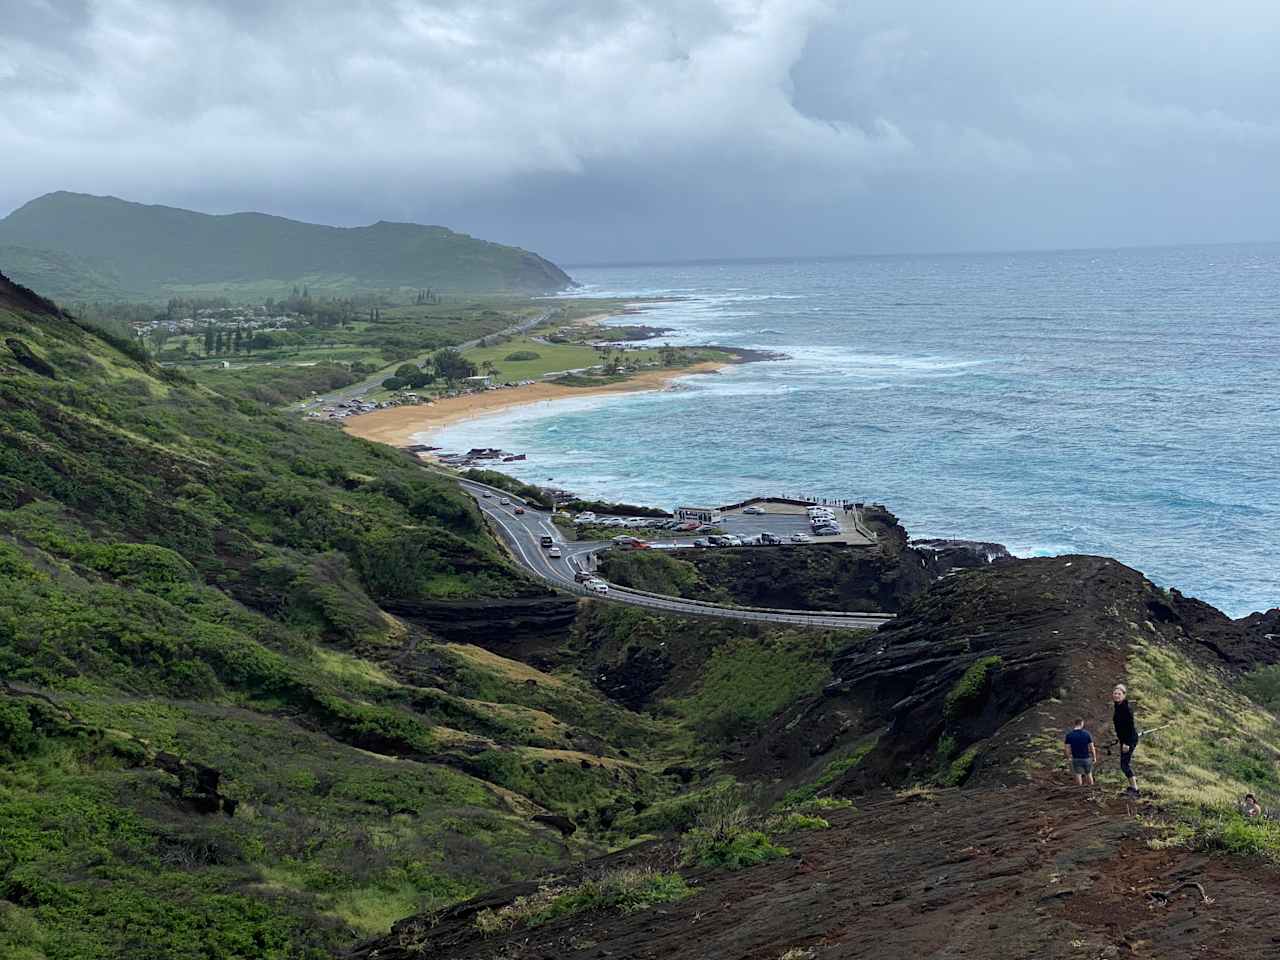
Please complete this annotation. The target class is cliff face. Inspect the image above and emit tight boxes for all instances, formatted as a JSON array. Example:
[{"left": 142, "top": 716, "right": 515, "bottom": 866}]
[
  {"left": 600, "top": 505, "right": 1006, "bottom": 614},
  {"left": 748, "top": 553, "right": 1278, "bottom": 796}
]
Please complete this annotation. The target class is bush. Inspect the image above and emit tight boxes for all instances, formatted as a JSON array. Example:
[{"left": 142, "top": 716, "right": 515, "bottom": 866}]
[
  {"left": 0, "top": 700, "right": 39, "bottom": 758},
  {"left": 381, "top": 376, "right": 406, "bottom": 390},
  {"left": 474, "top": 867, "right": 689, "bottom": 934},
  {"left": 1180, "top": 808, "right": 1280, "bottom": 863},
  {"left": 944, "top": 656, "right": 1002, "bottom": 720},
  {"left": 681, "top": 829, "right": 788, "bottom": 870},
  {"left": 939, "top": 745, "right": 981, "bottom": 786},
  {"left": 503, "top": 350, "right": 541, "bottom": 361}
]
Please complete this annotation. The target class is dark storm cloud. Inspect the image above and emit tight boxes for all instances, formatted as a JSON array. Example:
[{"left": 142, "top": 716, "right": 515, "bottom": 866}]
[{"left": 2, "top": 0, "right": 1279, "bottom": 260}]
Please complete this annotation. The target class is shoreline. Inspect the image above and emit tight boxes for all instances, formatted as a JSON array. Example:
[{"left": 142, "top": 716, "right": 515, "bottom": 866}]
[{"left": 342, "top": 360, "right": 729, "bottom": 449}]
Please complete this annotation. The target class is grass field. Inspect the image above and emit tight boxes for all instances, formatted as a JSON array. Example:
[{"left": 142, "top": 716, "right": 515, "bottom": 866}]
[{"left": 463, "top": 337, "right": 663, "bottom": 380}]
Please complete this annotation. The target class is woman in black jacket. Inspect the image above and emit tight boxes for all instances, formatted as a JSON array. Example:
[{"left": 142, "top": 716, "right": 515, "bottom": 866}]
[{"left": 1112, "top": 683, "right": 1140, "bottom": 796}]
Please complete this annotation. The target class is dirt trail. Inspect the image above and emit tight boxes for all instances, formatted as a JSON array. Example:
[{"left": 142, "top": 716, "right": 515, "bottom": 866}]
[{"left": 355, "top": 780, "right": 1280, "bottom": 960}]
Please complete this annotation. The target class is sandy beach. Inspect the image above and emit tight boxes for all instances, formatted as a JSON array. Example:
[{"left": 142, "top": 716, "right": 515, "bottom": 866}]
[{"left": 342, "top": 361, "right": 726, "bottom": 448}]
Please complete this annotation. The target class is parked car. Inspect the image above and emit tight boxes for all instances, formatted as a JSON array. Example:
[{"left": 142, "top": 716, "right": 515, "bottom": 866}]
[
  {"left": 760, "top": 532, "right": 782, "bottom": 544},
  {"left": 723, "top": 535, "right": 743, "bottom": 546},
  {"left": 696, "top": 524, "right": 718, "bottom": 533},
  {"left": 742, "top": 505, "right": 766, "bottom": 515},
  {"left": 612, "top": 535, "right": 637, "bottom": 544},
  {"left": 627, "top": 541, "right": 650, "bottom": 550},
  {"left": 813, "top": 525, "right": 841, "bottom": 536},
  {"left": 547, "top": 546, "right": 563, "bottom": 558},
  {"left": 707, "top": 536, "right": 730, "bottom": 547},
  {"left": 676, "top": 521, "right": 700, "bottom": 531},
  {"left": 539, "top": 535, "right": 554, "bottom": 548},
  {"left": 693, "top": 538, "right": 710, "bottom": 548},
  {"left": 574, "top": 570, "right": 594, "bottom": 583},
  {"left": 513, "top": 506, "right": 525, "bottom": 515},
  {"left": 790, "top": 533, "right": 811, "bottom": 543},
  {"left": 575, "top": 512, "right": 596, "bottom": 522}
]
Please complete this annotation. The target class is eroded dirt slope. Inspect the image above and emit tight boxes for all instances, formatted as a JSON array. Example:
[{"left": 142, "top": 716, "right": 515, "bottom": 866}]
[{"left": 351, "top": 778, "right": 1280, "bottom": 960}]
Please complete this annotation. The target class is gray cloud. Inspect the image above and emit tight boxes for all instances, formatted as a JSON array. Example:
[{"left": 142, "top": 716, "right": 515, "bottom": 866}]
[{"left": 2, "top": 0, "right": 1279, "bottom": 261}]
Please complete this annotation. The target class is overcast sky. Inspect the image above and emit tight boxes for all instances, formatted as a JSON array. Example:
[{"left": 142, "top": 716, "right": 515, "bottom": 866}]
[{"left": 2, "top": 0, "right": 1279, "bottom": 262}]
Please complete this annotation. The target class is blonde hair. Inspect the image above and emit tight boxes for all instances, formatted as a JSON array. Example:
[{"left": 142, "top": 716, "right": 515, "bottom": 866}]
[{"left": 1114, "top": 683, "right": 1127, "bottom": 695}]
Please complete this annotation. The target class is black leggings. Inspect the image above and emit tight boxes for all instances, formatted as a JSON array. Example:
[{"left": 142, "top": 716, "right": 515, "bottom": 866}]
[{"left": 1119, "top": 739, "right": 1139, "bottom": 778}]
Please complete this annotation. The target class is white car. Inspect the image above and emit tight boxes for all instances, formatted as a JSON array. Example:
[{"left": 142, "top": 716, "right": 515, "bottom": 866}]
[
  {"left": 547, "top": 546, "right": 562, "bottom": 558},
  {"left": 575, "top": 512, "right": 597, "bottom": 522},
  {"left": 790, "top": 533, "right": 811, "bottom": 543},
  {"left": 742, "top": 505, "right": 766, "bottom": 515},
  {"left": 481, "top": 491, "right": 492, "bottom": 498},
  {"left": 499, "top": 498, "right": 511, "bottom": 505},
  {"left": 587, "top": 579, "right": 609, "bottom": 595}
]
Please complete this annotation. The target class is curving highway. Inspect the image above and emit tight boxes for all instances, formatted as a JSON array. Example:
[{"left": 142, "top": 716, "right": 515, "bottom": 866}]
[{"left": 457, "top": 478, "right": 893, "bottom": 631}]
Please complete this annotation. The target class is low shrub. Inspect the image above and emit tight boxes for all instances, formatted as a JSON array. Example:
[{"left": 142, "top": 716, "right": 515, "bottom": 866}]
[
  {"left": 944, "top": 656, "right": 1002, "bottom": 720},
  {"left": 473, "top": 867, "right": 689, "bottom": 934},
  {"left": 503, "top": 350, "right": 541, "bottom": 361},
  {"left": 681, "top": 829, "right": 788, "bottom": 870}
]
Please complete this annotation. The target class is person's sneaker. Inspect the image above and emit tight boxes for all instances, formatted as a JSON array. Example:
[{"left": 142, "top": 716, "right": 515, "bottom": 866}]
[{"left": 1125, "top": 786, "right": 1140, "bottom": 797}]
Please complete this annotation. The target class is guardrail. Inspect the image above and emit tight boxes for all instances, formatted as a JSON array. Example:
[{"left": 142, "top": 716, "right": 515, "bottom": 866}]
[{"left": 465, "top": 482, "right": 892, "bottom": 631}]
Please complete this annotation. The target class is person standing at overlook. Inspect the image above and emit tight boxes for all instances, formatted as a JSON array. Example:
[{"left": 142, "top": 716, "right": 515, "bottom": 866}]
[
  {"left": 1112, "top": 684, "right": 1140, "bottom": 796},
  {"left": 1063, "top": 718, "right": 1098, "bottom": 786}
]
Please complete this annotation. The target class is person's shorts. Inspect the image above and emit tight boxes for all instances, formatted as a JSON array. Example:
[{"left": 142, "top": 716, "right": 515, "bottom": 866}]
[{"left": 1071, "top": 758, "right": 1094, "bottom": 776}]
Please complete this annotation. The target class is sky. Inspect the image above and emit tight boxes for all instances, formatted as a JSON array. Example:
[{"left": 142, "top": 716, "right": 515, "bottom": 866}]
[{"left": 2, "top": 0, "right": 1280, "bottom": 263}]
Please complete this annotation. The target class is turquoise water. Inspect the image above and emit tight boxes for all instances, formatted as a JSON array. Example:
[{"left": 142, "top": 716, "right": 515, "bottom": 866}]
[{"left": 433, "top": 244, "right": 1280, "bottom": 617}]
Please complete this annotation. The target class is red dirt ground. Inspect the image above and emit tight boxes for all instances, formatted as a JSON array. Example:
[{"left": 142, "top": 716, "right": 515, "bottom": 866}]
[{"left": 352, "top": 777, "right": 1280, "bottom": 960}]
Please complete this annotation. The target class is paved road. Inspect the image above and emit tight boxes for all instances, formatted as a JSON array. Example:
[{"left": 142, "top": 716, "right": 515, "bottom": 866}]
[
  {"left": 457, "top": 478, "right": 893, "bottom": 631},
  {"left": 299, "top": 307, "right": 560, "bottom": 410}
]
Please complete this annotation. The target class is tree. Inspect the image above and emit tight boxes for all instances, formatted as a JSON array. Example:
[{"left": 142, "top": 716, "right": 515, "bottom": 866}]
[
  {"left": 214, "top": 331, "right": 225, "bottom": 355},
  {"left": 432, "top": 348, "right": 476, "bottom": 383},
  {"left": 204, "top": 324, "right": 215, "bottom": 356},
  {"left": 381, "top": 377, "right": 406, "bottom": 391},
  {"left": 148, "top": 327, "right": 170, "bottom": 355},
  {"left": 480, "top": 359, "right": 499, "bottom": 378},
  {"left": 394, "top": 363, "right": 421, "bottom": 381},
  {"left": 232, "top": 328, "right": 243, "bottom": 354}
]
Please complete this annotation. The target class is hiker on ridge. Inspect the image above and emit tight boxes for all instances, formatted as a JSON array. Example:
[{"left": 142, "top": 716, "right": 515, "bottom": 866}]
[
  {"left": 1242, "top": 794, "right": 1263, "bottom": 818},
  {"left": 1112, "top": 684, "right": 1140, "bottom": 796},
  {"left": 1063, "top": 718, "right": 1098, "bottom": 786}
]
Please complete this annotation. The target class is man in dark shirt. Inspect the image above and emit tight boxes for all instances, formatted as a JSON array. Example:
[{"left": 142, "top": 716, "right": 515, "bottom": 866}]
[{"left": 1063, "top": 719, "right": 1097, "bottom": 786}]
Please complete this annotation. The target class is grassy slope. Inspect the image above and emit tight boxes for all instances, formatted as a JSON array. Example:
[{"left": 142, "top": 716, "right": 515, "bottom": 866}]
[
  {"left": 0, "top": 245, "right": 131, "bottom": 301},
  {"left": 0, "top": 192, "right": 572, "bottom": 298},
  {"left": 0, "top": 291, "right": 690, "bottom": 957}
]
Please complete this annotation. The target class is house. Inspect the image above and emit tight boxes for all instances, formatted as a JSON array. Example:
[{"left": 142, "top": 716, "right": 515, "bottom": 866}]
[
  {"left": 675, "top": 505, "right": 722, "bottom": 524},
  {"left": 463, "top": 375, "right": 493, "bottom": 388}
]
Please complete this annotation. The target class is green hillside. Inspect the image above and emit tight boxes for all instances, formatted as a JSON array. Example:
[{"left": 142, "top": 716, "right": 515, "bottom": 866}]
[
  {"left": 0, "top": 192, "right": 573, "bottom": 301},
  {"left": 0, "top": 271, "right": 686, "bottom": 958},
  {"left": 0, "top": 244, "right": 133, "bottom": 302}
]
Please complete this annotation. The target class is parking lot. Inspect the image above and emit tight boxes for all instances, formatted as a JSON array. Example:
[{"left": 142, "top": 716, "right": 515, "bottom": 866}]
[{"left": 570, "top": 502, "right": 875, "bottom": 547}]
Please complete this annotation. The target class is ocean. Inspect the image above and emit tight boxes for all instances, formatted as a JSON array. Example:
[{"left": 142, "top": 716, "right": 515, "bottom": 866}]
[{"left": 432, "top": 244, "right": 1280, "bottom": 618}]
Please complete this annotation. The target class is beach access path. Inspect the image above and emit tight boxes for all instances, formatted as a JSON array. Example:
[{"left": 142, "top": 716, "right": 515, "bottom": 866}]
[{"left": 457, "top": 476, "right": 893, "bottom": 631}]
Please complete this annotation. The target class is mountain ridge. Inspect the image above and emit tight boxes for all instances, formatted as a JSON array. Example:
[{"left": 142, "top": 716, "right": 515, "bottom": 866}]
[{"left": 0, "top": 191, "right": 574, "bottom": 300}]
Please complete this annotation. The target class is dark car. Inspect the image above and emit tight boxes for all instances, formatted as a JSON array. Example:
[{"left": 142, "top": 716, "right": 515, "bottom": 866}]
[
  {"left": 539, "top": 535, "right": 554, "bottom": 548},
  {"left": 574, "top": 570, "right": 594, "bottom": 583},
  {"left": 760, "top": 532, "right": 782, "bottom": 545},
  {"left": 692, "top": 538, "right": 710, "bottom": 548}
]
